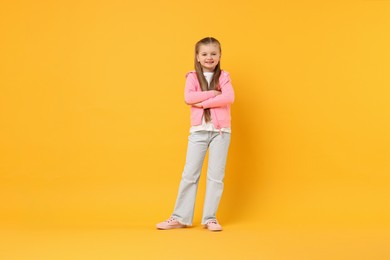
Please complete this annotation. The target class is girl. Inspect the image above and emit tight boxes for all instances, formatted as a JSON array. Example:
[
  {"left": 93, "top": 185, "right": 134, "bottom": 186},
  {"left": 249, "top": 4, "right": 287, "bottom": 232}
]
[{"left": 156, "top": 37, "right": 234, "bottom": 232}]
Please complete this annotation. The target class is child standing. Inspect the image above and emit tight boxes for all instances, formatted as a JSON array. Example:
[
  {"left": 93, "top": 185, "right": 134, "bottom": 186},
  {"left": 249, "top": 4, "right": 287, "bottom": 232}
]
[{"left": 156, "top": 37, "right": 234, "bottom": 231}]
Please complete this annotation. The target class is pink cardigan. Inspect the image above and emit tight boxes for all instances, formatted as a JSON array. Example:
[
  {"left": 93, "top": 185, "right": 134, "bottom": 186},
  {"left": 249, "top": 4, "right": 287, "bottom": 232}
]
[{"left": 184, "top": 70, "right": 235, "bottom": 129}]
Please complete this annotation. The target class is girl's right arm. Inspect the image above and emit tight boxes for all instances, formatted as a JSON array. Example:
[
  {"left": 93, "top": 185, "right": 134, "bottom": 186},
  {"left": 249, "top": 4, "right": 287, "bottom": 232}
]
[{"left": 184, "top": 73, "right": 219, "bottom": 105}]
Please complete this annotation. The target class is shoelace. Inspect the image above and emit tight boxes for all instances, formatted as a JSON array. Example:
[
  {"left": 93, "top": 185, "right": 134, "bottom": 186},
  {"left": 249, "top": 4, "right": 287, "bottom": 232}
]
[
  {"left": 207, "top": 220, "right": 218, "bottom": 225},
  {"left": 166, "top": 217, "right": 177, "bottom": 223}
]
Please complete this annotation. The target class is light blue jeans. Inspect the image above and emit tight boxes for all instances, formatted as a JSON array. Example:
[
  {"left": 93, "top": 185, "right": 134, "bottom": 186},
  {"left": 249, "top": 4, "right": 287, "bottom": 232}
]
[{"left": 171, "top": 131, "right": 231, "bottom": 225}]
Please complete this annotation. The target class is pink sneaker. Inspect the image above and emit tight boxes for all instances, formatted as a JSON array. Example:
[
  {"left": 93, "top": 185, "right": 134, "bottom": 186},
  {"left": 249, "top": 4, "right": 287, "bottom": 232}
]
[
  {"left": 156, "top": 217, "right": 186, "bottom": 230},
  {"left": 205, "top": 219, "right": 222, "bottom": 231}
]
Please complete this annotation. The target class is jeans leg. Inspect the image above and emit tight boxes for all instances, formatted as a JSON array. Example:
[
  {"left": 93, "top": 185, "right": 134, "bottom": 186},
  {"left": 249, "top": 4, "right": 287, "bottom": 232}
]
[
  {"left": 201, "top": 132, "right": 231, "bottom": 224},
  {"left": 172, "top": 132, "right": 208, "bottom": 225}
]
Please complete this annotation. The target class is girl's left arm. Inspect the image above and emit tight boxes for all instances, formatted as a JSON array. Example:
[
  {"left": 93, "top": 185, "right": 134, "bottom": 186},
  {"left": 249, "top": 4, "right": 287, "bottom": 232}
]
[{"left": 201, "top": 75, "right": 235, "bottom": 108}]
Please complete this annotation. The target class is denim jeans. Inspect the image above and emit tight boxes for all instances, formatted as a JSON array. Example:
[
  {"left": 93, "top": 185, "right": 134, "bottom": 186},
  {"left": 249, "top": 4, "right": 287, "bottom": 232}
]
[{"left": 171, "top": 131, "right": 231, "bottom": 225}]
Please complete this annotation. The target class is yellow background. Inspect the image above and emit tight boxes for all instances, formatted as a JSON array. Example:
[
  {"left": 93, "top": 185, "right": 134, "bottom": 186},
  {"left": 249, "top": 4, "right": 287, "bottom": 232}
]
[{"left": 1, "top": 0, "right": 389, "bottom": 259}]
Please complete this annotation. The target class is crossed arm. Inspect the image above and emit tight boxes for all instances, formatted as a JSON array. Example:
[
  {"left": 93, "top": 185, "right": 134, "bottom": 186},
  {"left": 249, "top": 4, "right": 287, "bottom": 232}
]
[
  {"left": 184, "top": 74, "right": 235, "bottom": 108},
  {"left": 186, "top": 90, "right": 222, "bottom": 107}
]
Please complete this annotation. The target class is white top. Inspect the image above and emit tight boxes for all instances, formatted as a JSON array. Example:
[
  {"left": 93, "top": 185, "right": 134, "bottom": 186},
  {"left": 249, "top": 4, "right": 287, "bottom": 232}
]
[{"left": 190, "top": 72, "right": 231, "bottom": 133}]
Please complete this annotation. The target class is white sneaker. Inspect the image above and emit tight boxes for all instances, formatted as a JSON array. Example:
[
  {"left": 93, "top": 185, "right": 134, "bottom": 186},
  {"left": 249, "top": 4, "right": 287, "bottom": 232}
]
[
  {"left": 205, "top": 219, "right": 222, "bottom": 231},
  {"left": 156, "top": 217, "right": 186, "bottom": 230}
]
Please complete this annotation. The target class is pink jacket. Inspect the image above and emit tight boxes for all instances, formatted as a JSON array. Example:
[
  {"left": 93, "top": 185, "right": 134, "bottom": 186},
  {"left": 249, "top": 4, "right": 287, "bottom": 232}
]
[{"left": 184, "top": 70, "right": 235, "bottom": 129}]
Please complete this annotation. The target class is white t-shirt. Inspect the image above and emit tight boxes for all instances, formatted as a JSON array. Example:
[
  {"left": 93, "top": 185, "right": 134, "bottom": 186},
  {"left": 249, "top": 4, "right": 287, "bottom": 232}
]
[{"left": 190, "top": 72, "right": 231, "bottom": 133}]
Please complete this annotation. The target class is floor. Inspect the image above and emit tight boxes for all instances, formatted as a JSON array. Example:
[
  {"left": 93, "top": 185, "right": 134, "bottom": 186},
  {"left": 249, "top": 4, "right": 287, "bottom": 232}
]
[{"left": 1, "top": 222, "right": 388, "bottom": 260}]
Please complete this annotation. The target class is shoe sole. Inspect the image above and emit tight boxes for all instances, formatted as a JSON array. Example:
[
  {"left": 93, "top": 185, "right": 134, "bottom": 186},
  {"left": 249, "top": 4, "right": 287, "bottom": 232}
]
[
  {"left": 156, "top": 225, "right": 186, "bottom": 230},
  {"left": 204, "top": 225, "right": 222, "bottom": 232},
  {"left": 207, "top": 228, "right": 222, "bottom": 231}
]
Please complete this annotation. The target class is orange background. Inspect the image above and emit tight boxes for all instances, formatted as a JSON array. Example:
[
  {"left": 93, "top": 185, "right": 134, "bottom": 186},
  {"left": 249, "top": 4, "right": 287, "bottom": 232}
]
[{"left": 0, "top": 0, "right": 389, "bottom": 259}]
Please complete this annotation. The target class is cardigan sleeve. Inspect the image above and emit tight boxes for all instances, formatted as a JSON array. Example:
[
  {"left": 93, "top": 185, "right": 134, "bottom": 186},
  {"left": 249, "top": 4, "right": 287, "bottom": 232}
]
[
  {"left": 201, "top": 73, "right": 235, "bottom": 108},
  {"left": 184, "top": 73, "right": 216, "bottom": 104}
]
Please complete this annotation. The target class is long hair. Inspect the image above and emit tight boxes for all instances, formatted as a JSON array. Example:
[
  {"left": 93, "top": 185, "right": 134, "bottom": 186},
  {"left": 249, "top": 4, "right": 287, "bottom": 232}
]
[{"left": 194, "top": 37, "right": 222, "bottom": 122}]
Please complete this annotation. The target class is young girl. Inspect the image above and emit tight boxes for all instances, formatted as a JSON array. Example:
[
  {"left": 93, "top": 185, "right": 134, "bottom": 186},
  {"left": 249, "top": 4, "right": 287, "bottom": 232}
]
[{"left": 156, "top": 37, "right": 234, "bottom": 232}]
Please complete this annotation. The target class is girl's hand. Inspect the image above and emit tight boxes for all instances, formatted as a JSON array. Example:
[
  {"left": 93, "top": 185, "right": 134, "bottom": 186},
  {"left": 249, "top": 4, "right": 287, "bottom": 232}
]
[
  {"left": 214, "top": 90, "right": 222, "bottom": 96},
  {"left": 193, "top": 103, "right": 203, "bottom": 108}
]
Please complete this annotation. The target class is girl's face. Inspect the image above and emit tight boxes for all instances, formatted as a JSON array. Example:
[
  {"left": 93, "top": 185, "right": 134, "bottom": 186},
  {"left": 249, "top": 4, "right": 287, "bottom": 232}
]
[{"left": 196, "top": 43, "right": 221, "bottom": 72}]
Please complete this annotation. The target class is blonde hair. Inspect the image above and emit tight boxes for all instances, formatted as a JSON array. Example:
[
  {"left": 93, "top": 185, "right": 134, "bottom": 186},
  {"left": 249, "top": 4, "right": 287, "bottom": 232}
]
[{"left": 194, "top": 37, "right": 222, "bottom": 122}]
